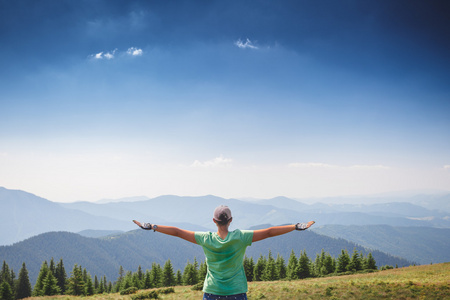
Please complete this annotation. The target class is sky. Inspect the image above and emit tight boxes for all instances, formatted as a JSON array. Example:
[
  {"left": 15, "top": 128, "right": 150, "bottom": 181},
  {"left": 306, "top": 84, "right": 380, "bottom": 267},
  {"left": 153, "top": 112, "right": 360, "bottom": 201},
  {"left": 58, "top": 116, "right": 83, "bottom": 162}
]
[{"left": 1, "top": 0, "right": 449, "bottom": 203}]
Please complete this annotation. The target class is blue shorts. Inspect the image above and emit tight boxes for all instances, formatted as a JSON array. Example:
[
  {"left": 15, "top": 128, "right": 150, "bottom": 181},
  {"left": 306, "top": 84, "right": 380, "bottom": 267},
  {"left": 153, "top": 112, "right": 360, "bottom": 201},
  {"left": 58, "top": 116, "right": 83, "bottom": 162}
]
[{"left": 203, "top": 293, "right": 247, "bottom": 300}]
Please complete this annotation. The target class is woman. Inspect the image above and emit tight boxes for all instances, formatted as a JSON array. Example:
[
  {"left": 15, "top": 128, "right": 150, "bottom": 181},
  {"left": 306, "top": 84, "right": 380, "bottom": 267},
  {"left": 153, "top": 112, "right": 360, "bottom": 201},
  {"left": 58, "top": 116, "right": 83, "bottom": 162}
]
[{"left": 133, "top": 205, "right": 314, "bottom": 300}]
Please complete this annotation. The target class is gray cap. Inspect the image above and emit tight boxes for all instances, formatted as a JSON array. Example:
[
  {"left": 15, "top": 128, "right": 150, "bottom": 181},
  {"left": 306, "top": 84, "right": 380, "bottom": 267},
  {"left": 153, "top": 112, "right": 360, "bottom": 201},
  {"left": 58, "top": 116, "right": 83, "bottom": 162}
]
[{"left": 213, "top": 205, "right": 232, "bottom": 222}]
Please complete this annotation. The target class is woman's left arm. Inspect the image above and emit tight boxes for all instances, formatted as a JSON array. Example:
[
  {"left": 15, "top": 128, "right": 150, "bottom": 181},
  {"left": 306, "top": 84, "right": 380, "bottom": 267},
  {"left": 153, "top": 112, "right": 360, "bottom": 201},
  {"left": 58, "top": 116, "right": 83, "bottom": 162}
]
[{"left": 252, "top": 221, "right": 315, "bottom": 242}]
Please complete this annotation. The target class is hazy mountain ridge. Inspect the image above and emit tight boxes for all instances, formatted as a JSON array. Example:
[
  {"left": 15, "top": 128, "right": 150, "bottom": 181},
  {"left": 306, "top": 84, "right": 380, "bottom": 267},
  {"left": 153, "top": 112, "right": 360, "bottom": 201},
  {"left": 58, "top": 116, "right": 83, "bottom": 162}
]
[
  {"left": 0, "top": 187, "right": 136, "bottom": 245},
  {"left": 1, "top": 186, "right": 449, "bottom": 246}
]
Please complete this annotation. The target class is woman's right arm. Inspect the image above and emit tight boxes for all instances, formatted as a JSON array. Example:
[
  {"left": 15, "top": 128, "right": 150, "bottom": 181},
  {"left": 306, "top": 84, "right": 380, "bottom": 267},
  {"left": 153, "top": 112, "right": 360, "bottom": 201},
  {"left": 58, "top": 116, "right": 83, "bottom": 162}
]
[{"left": 133, "top": 220, "right": 197, "bottom": 244}]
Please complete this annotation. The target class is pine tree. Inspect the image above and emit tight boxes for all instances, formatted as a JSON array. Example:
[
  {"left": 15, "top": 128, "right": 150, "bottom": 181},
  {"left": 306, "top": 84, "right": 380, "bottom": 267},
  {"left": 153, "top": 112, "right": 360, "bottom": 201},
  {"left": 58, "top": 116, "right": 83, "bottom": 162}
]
[
  {"left": 94, "top": 275, "right": 99, "bottom": 293},
  {"left": 66, "top": 264, "right": 85, "bottom": 296},
  {"left": 364, "top": 252, "right": 377, "bottom": 270},
  {"left": 97, "top": 276, "right": 104, "bottom": 294},
  {"left": 137, "top": 265, "right": 144, "bottom": 281},
  {"left": 336, "top": 249, "right": 350, "bottom": 273},
  {"left": 150, "top": 263, "right": 162, "bottom": 288},
  {"left": 253, "top": 255, "right": 266, "bottom": 281},
  {"left": 143, "top": 271, "right": 152, "bottom": 289},
  {"left": 298, "top": 250, "right": 311, "bottom": 279},
  {"left": 42, "top": 272, "right": 60, "bottom": 296},
  {"left": 16, "top": 262, "right": 32, "bottom": 299},
  {"left": 121, "top": 271, "right": 133, "bottom": 290},
  {"left": 176, "top": 270, "right": 183, "bottom": 286},
  {"left": 162, "top": 259, "right": 176, "bottom": 287},
  {"left": 198, "top": 261, "right": 207, "bottom": 283},
  {"left": 85, "top": 275, "right": 94, "bottom": 296},
  {"left": 322, "top": 252, "right": 335, "bottom": 275},
  {"left": 286, "top": 250, "right": 298, "bottom": 280},
  {"left": 49, "top": 258, "right": 56, "bottom": 276},
  {"left": 55, "top": 258, "right": 67, "bottom": 294},
  {"left": 276, "top": 254, "right": 286, "bottom": 280},
  {"left": 313, "top": 252, "right": 323, "bottom": 277},
  {"left": 33, "top": 261, "right": 49, "bottom": 296},
  {"left": 243, "top": 256, "right": 255, "bottom": 282},
  {"left": 0, "top": 281, "right": 14, "bottom": 300},
  {"left": 182, "top": 261, "right": 197, "bottom": 285},
  {"left": 348, "top": 248, "right": 363, "bottom": 272},
  {"left": 0, "top": 261, "right": 15, "bottom": 297},
  {"left": 262, "top": 251, "right": 277, "bottom": 281}
]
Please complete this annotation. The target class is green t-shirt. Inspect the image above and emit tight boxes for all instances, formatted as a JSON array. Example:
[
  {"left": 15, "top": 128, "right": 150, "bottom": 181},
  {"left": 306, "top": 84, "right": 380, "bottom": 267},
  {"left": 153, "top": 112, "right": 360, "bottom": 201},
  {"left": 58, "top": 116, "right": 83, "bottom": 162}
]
[{"left": 195, "top": 229, "right": 253, "bottom": 295}]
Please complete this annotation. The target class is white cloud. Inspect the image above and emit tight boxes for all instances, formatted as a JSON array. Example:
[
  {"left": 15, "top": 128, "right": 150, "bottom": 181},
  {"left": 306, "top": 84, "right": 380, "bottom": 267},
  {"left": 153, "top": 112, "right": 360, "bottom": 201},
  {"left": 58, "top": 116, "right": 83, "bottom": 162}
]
[
  {"left": 103, "top": 49, "right": 117, "bottom": 59},
  {"left": 349, "top": 165, "right": 390, "bottom": 170},
  {"left": 444, "top": 165, "right": 450, "bottom": 170},
  {"left": 288, "top": 162, "right": 337, "bottom": 168},
  {"left": 235, "top": 38, "right": 258, "bottom": 49},
  {"left": 191, "top": 156, "right": 233, "bottom": 168},
  {"left": 127, "top": 47, "right": 143, "bottom": 56},
  {"left": 289, "top": 162, "right": 390, "bottom": 170},
  {"left": 94, "top": 52, "right": 103, "bottom": 59}
]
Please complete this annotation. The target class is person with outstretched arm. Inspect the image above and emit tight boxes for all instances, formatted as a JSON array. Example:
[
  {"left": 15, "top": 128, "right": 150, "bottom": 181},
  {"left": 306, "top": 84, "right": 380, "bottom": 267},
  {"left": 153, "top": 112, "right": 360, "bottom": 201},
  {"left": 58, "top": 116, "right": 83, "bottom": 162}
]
[{"left": 133, "top": 205, "right": 315, "bottom": 300}]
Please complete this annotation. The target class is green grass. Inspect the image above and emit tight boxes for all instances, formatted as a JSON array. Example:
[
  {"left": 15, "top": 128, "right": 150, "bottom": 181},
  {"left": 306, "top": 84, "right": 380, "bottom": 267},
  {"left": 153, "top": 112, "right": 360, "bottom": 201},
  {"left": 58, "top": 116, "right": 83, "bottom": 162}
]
[{"left": 28, "top": 263, "right": 450, "bottom": 300}]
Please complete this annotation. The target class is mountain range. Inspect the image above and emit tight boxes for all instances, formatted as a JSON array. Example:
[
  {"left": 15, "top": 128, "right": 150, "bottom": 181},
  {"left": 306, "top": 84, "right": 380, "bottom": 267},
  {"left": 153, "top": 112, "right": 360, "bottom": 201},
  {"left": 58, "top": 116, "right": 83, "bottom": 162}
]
[
  {"left": 1, "top": 186, "right": 449, "bottom": 246},
  {"left": 1, "top": 186, "right": 449, "bottom": 286}
]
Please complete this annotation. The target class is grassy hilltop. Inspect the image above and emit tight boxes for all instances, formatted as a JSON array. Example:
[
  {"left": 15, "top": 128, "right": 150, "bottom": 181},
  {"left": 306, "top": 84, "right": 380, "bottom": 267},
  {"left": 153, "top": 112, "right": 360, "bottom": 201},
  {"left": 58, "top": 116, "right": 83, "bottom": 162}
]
[{"left": 28, "top": 263, "right": 450, "bottom": 300}]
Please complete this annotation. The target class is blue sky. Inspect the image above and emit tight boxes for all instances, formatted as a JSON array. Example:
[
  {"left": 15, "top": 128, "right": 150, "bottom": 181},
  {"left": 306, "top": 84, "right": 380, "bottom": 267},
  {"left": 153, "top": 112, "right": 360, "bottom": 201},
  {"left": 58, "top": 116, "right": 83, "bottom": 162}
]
[{"left": 1, "top": 0, "right": 449, "bottom": 202}]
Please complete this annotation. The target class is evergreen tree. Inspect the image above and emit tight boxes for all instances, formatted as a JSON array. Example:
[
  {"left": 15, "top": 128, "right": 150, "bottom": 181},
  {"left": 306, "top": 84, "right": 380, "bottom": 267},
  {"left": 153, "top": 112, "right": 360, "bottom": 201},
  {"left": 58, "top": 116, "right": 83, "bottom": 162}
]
[
  {"left": 94, "top": 275, "right": 99, "bottom": 292},
  {"left": 137, "top": 265, "right": 144, "bottom": 281},
  {"left": 0, "top": 281, "right": 14, "bottom": 300},
  {"left": 162, "top": 259, "right": 176, "bottom": 287},
  {"left": 85, "top": 275, "right": 94, "bottom": 296},
  {"left": 55, "top": 258, "right": 67, "bottom": 294},
  {"left": 313, "top": 252, "right": 323, "bottom": 277},
  {"left": 276, "top": 254, "right": 286, "bottom": 280},
  {"left": 364, "top": 252, "right": 377, "bottom": 270},
  {"left": 49, "top": 258, "right": 56, "bottom": 276},
  {"left": 348, "top": 248, "right": 363, "bottom": 272},
  {"left": 243, "top": 256, "right": 255, "bottom": 282},
  {"left": 253, "top": 255, "right": 266, "bottom": 281},
  {"left": 262, "top": 251, "right": 277, "bottom": 281},
  {"left": 198, "top": 261, "right": 207, "bottom": 283},
  {"left": 16, "top": 262, "right": 32, "bottom": 300},
  {"left": 286, "top": 250, "right": 298, "bottom": 280},
  {"left": 132, "top": 272, "right": 142, "bottom": 290},
  {"left": 143, "top": 271, "right": 152, "bottom": 289},
  {"left": 42, "top": 272, "right": 60, "bottom": 296},
  {"left": 97, "top": 276, "right": 104, "bottom": 294},
  {"left": 150, "top": 263, "right": 162, "bottom": 288},
  {"left": 322, "top": 252, "right": 335, "bottom": 275},
  {"left": 176, "top": 270, "right": 183, "bottom": 286},
  {"left": 66, "top": 264, "right": 85, "bottom": 296},
  {"left": 121, "top": 271, "right": 133, "bottom": 290},
  {"left": 0, "top": 261, "right": 15, "bottom": 297},
  {"left": 33, "top": 261, "right": 49, "bottom": 296},
  {"left": 182, "top": 261, "right": 197, "bottom": 285},
  {"left": 337, "top": 249, "right": 350, "bottom": 273},
  {"left": 298, "top": 250, "right": 311, "bottom": 279}
]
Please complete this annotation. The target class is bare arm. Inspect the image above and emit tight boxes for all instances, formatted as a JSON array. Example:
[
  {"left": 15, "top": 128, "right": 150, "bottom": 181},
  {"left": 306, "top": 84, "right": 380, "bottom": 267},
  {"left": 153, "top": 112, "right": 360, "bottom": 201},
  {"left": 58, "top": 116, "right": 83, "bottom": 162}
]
[
  {"left": 154, "top": 225, "right": 197, "bottom": 244},
  {"left": 252, "top": 221, "right": 315, "bottom": 242},
  {"left": 133, "top": 220, "right": 197, "bottom": 244}
]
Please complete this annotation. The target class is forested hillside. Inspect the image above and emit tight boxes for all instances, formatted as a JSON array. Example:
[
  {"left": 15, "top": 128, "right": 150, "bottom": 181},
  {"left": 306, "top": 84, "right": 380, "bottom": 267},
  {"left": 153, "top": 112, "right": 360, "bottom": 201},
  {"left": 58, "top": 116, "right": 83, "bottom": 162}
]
[
  {"left": 0, "top": 228, "right": 412, "bottom": 285},
  {"left": 312, "top": 225, "right": 450, "bottom": 264}
]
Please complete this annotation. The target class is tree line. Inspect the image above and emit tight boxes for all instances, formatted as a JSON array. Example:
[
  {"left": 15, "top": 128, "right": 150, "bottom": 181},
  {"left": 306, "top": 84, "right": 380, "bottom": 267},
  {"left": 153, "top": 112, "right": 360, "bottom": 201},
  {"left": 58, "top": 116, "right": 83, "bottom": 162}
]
[{"left": 0, "top": 248, "right": 381, "bottom": 299}]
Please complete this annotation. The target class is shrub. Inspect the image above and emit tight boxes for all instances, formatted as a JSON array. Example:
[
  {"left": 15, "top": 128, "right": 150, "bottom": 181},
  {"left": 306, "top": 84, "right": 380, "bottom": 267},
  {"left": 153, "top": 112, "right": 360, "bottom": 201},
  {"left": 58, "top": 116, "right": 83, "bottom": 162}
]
[
  {"left": 191, "top": 282, "right": 203, "bottom": 291},
  {"left": 158, "top": 287, "right": 175, "bottom": 294},
  {"left": 120, "top": 287, "right": 138, "bottom": 295},
  {"left": 131, "top": 290, "right": 159, "bottom": 300}
]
